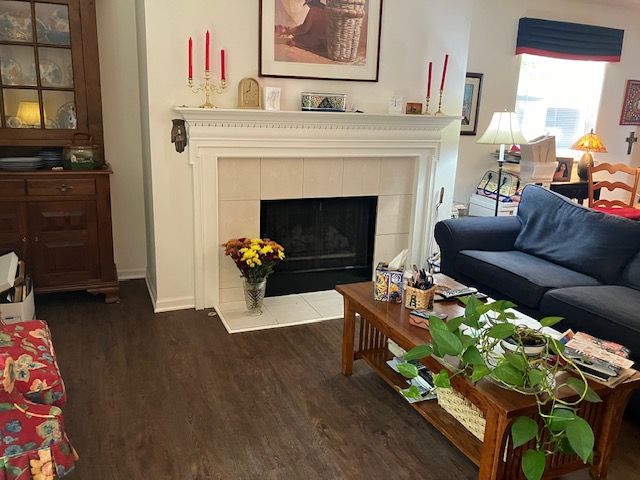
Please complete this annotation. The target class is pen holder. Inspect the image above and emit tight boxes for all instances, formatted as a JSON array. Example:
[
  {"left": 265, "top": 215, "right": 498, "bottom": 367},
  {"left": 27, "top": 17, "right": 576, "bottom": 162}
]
[{"left": 405, "top": 284, "right": 437, "bottom": 310}]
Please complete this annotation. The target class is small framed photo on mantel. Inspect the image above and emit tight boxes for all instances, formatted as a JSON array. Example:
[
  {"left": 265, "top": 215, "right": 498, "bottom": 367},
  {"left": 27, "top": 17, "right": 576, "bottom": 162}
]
[
  {"left": 259, "top": 0, "right": 383, "bottom": 82},
  {"left": 461, "top": 72, "right": 483, "bottom": 135}
]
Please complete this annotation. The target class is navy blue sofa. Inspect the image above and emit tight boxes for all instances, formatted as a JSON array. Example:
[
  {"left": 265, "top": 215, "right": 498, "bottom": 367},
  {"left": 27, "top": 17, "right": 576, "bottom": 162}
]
[{"left": 435, "top": 185, "right": 640, "bottom": 415}]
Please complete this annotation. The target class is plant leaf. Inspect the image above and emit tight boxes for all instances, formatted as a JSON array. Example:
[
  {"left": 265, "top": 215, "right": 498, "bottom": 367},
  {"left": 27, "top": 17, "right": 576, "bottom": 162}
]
[
  {"left": 433, "top": 370, "right": 451, "bottom": 388},
  {"left": 462, "top": 346, "right": 485, "bottom": 366},
  {"left": 471, "top": 364, "right": 491, "bottom": 383},
  {"left": 397, "top": 362, "right": 419, "bottom": 379},
  {"left": 527, "top": 369, "right": 545, "bottom": 387},
  {"left": 401, "top": 385, "right": 421, "bottom": 399},
  {"left": 565, "top": 377, "right": 602, "bottom": 403},
  {"left": 446, "top": 316, "right": 465, "bottom": 332},
  {"left": 460, "top": 334, "right": 477, "bottom": 349},
  {"left": 504, "top": 353, "right": 528, "bottom": 372},
  {"left": 548, "top": 408, "right": 576, "bottom": 434},
  {"left": 566, "top": 417, "right": 594, "bottom": 463},
  {"left": 403, "top": 345, "right": 433, "bottom": 362},
  {"left": 429, "top": 323, "right": 463, "bottom": 356},
  {"left": 492, "top": 362, "right": 525, "bottom": 386},
  {"left": 549, "top": 338, "right": 565, "bottom": 355},
  {"left": 522, "top": 449, "right": 546, "bottom": 480},
  {"left": 486, "top": 323, "right": 517, "bottom": 340},
  {"left": 489, "top": 300, "right": 517, "bottom": 312},
  {"left": 428, "top": 315, "right": 448, "bottom": 331},
  {"left": 540, "top": 316, "right": 564, "bottom": 328},
  {"left": 512, "top": 416, "right": 538, "bottom": 448}
]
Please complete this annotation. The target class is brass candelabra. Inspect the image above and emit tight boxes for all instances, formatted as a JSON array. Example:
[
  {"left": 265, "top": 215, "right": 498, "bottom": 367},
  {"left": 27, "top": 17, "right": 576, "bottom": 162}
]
[{"left": 188, "top": 71, "right": 227, "bottom": 109}]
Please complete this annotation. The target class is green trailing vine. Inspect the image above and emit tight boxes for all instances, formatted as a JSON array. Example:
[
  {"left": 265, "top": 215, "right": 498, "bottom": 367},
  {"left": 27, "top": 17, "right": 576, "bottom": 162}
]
[{"left": 397, "top": 296, "right": 601, "bottom": 480}]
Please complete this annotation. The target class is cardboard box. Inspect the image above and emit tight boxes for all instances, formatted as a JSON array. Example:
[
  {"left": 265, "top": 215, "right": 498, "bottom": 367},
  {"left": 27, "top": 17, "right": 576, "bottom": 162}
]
[
  {"left": 0, "top": 287, "right": 35, "bottom": 324},
  {"left": 374, "top": 262, "right": 404, "bottom": 303}
]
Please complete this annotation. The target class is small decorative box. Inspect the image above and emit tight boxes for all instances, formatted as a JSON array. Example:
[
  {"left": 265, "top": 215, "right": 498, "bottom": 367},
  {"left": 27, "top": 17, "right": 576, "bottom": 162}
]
[
  {"left": 374, "top": 262, "right": 404, "bottom": 303},
  {"left": 301, "top": 92, "right": 347, "bottom": 112}
]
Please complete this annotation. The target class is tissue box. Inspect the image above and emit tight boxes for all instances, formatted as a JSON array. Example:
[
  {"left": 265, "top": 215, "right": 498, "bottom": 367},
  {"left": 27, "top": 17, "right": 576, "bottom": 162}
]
[{"left": 374, "top": 262, "right": 404, "bottom": 303}]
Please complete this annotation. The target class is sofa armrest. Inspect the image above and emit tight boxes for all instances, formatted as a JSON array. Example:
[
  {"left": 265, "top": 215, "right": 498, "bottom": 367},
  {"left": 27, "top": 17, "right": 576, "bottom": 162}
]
[{"left": 435, "top": 216, "right": 522, "bottom": 276}]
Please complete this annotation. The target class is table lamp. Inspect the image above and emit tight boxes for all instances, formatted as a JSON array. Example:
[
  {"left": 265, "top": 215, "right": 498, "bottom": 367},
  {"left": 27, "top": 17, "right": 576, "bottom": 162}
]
[
  {"left": 477, "top": 111, "right": 528, "bottom": 216},
  {"left": 571, "top": 129, "right": 607, "bottom": 181},
  {"left": 17, "top": 101, "right": 41, "bottom": 128}
]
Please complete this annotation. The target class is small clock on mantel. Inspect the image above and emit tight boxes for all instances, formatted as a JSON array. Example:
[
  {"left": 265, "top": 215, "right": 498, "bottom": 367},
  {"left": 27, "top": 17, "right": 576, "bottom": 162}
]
[{"left": 238, "top": 77, "right": 262, "bottom": 109}]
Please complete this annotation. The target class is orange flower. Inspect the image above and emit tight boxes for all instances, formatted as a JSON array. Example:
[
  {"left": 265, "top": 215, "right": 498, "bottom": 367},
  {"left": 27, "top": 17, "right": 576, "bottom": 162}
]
[
  {"left": 30, "top": 448, "right": 55, "bottom": 480},
  {"left": 2, "top": 357, "right": 15, "bottom": 393}
]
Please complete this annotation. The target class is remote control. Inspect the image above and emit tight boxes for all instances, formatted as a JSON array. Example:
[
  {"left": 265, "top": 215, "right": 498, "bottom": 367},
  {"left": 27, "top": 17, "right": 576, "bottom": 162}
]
[{"left": 440, "top": 287, "right": 478, "bottom": 299}]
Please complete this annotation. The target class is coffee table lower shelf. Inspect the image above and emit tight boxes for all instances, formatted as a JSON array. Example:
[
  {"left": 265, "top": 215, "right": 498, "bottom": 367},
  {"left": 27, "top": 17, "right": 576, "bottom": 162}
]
[{"left": 360, "top": 348, "right": 483, "bottom": 466}]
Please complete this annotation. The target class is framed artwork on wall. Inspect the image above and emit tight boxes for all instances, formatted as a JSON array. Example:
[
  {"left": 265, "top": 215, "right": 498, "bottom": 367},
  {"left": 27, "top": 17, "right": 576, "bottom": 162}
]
[
  {"left": 259, "top": 0, "right": 383, "bottom": 82},
  {"left": 461, "top": 72, "right": 483, "bottom": 135},
  {"left": 620, "top": 80, "right": 640, "bottom": 125}
]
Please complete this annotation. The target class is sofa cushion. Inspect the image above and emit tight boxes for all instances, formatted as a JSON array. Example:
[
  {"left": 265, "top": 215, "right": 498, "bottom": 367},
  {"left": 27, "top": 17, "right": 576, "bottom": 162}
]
[
  {"left": 540, "top": 286, "right": 640, "bottom": 361},
  {"left": 515, "top": 185, "right": 640, "bottom": 284},
  {"left": 455, "top": 250, "right": 601, "bottom": 308},
  {"left": 621, "top": 252, "right": 640, "bottom": 290}
]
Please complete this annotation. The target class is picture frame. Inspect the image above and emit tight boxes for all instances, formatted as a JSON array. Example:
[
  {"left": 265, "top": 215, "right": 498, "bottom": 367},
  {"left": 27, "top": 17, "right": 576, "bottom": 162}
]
[
  {"left": 259, "top": 0, "right": 383, "bottom": 82},
  {"left": 405, "top": 102, "right": 423, "bottom": 115},
  {"left": 620, "top": 79, "right": 640, "bottom": 125},
  {"left": 553, "top": 157, "right": 574, "bottom": 183},
  {"left": 461, "top": 73, "right": 483, "bottom": 135}
]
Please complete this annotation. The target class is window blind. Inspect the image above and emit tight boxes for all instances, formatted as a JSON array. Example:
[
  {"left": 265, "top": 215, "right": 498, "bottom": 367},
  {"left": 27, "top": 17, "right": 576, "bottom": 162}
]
[{"left": 516, "top": 18, "right": 624, "bottom": 62}]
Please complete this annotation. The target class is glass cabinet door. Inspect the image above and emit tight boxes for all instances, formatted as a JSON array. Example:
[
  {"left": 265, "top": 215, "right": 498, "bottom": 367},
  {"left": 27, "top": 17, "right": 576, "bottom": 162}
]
[{"left": 0, "top": 0, "right": 78, "bottom": 131}]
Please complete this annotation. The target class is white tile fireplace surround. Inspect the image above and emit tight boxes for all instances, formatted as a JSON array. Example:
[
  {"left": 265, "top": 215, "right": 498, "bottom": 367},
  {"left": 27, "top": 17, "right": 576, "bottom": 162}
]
[{"left": 174, "top": 108, "right": 458, "bottom": 332}]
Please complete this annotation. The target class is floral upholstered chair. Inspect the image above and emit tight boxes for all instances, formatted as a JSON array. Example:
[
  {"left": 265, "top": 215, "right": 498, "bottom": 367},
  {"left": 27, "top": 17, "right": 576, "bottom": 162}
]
[
  {"left": 0, "top": 353, "right": 78, "bottom": 479},
  {"left": 0, "top": 322, "right": 66, "bottom": 408}
]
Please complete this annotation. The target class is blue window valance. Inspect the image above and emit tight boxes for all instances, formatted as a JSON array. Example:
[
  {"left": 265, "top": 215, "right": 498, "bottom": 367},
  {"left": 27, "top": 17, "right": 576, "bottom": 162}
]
[{"left": 516, "top": 18, "right": 624, "bottom": 62}]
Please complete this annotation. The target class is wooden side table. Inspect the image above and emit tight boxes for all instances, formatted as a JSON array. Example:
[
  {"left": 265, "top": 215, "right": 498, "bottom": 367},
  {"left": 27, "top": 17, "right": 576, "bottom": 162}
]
[
  {"left": 550, "top": 181, "right": 600, "bottom": 205},
  {"left": 337, "top": 279, "right": 640, "bottom": 480}
]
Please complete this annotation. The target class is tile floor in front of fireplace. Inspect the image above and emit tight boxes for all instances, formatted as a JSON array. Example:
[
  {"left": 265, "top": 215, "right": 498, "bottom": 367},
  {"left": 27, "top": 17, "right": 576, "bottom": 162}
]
[{"left": 216, "top": 289, "right": 344, "bottom": 333}]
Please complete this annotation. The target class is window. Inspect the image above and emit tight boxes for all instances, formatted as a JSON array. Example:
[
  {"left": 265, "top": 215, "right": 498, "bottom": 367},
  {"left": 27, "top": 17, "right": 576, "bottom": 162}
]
[{"left": 515, "top": 55, "right": 606, "bottom": 150}]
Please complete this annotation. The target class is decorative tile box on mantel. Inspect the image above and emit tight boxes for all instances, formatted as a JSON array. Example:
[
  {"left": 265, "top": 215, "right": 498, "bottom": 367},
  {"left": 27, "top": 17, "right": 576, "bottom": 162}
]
[{"left": 173, "top": 107, "right": 459, "bottom": 311}]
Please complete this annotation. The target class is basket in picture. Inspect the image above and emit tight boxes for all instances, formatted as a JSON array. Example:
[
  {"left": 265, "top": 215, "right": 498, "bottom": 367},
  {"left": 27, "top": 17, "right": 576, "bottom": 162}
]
[
  {"left": 326, "top": 0, "right": 366, "bottom": 63},
  {"left": 404, "top": 284, "right": 437, "bottom": 310},
  {"left": 436, "top": 387, "right": 486, "bottom": 441}
]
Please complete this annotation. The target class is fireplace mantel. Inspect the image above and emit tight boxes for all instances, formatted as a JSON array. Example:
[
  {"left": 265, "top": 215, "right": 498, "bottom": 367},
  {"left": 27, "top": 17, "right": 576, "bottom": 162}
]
[{"left": 173, "top": 107, "right": 459, "bottom": 310}]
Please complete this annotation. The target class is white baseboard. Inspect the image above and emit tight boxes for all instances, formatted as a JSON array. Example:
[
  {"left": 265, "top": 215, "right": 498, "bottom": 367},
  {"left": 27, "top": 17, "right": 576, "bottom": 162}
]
[
  {"left": 117, "top": 268, "right": 147, "bottom": 280},
  {"left": 144, "top": 274, "right": 195, "bottom": 313}
]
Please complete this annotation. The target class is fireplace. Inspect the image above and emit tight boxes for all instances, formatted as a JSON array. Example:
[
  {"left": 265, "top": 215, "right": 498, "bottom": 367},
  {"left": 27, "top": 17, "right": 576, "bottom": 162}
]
[{"left": 261, "top": 197, "right": 377, "bottom": 296}]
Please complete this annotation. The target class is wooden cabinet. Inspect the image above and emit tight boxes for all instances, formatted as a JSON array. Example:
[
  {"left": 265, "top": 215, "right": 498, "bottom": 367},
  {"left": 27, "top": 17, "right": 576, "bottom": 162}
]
[{"left": 0, "top": 169, "right": 119, "bottom": 302}]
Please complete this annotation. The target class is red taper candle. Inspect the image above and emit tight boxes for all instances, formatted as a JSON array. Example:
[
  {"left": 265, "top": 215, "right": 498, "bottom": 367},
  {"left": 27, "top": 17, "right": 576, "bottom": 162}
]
[
  {"left": 205, "top": 30, "right": 210, "bottom": 72},
  {"left": 440, "top": 54, "right": 449, "bottom": 91},
  {"left": 221, "top": 49, "right": 226, "bottom": 81},
  {"left": 427, "top": 61, "right": 433, "bottom": 98},
  {"left": 188, "top": 37, "right": 193, "bottom": 80}
]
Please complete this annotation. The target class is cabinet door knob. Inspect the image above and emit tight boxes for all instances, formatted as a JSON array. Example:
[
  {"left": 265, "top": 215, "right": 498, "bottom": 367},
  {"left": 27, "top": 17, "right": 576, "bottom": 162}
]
[
  {"left": 57, "top": 184, "right": 73, "bottom": 193},
  {"left": 34, "top": 236, "right": 39, "bottom": 243},
  {"left": 21, "top": 237, "right": 27, "bottom": 243}
]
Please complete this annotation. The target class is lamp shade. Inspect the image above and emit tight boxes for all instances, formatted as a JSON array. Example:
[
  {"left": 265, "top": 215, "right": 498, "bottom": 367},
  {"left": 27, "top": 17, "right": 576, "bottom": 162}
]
[
  {"left": 477, "top": 111, "right": 528, "bottom": 145},
  {"left": 17, "top": 101, "right": 41, "bottom": 126},
  {"left": 571, "top": 129, "right": 607, "bottom": 153}
]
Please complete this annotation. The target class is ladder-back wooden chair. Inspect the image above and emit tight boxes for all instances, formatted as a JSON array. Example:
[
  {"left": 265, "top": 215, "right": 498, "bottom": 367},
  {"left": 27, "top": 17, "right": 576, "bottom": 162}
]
[{"left": 588, "top": 163, "right": 640, "bottom": 220}]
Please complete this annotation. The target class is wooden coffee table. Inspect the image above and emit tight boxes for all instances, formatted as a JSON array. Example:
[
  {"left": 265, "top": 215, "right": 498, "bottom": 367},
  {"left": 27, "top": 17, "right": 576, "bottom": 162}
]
[{"left": 336, "top": 275, "right": 640, "bottom": 480}]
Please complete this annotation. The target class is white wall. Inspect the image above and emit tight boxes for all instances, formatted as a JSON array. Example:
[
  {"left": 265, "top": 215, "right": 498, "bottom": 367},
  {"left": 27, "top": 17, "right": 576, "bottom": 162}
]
[
  {"left": 136, "top": 0, "right": 473, "bottom": 310},
  {"left": 95, "top": 0, "right": 148, "bottom": 280},
  {"left": 456, "top": 0, "right": 640, "bottom": 204}
]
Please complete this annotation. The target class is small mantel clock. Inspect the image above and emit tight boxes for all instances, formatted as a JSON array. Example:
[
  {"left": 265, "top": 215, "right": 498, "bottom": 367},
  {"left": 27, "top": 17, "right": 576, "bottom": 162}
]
[{"left": 238, "top": 78, "right": 262, "bottom": 109}]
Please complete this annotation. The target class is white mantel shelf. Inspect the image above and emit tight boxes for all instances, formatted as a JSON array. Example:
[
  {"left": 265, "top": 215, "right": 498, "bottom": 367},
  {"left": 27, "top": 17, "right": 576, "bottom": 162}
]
[
  {"left": 174, "top": 107, "right": 460, "bottom": 133},
  {"left": 173, "top": 106, "right": 459, "bottom": 310}
]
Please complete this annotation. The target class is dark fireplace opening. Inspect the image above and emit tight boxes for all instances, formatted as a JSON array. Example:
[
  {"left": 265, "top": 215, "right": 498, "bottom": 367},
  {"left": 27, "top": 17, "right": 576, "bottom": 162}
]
[{"left": 261, "top": 196, "right": 377, "bottom": 296}]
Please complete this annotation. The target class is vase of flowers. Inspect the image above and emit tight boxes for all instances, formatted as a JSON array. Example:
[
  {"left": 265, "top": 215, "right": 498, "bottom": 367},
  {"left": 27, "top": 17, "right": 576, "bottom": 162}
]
[{"left": 222, "top": 237, "right": 285, "bottom": 316}]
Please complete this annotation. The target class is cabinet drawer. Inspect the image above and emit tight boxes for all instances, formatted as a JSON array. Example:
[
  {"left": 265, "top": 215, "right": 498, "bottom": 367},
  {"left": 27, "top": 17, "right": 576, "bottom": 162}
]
[
  {"left": 0, "top": 180, "right": 26, "bottom": 197},
  {"left": 26, "top": 179, "right": 96, "bottom": 196}
]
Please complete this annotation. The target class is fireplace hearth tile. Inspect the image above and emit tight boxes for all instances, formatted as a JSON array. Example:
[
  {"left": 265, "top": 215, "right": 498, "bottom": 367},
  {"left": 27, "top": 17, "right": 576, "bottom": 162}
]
[
  {"left": 343, "top": 157, "right": 381, "bottom": 197},
  {"left": 261, "top": 158, "right": 304, "bottom": 200},
  {"left": 219, "top": 158, "right": 261, "bottom": 200},
  {"left": 380, "top": 157, "right": 416, "bottom": 195},
  {"left": 376, "top": 195, "right": 413, "bottom": 235},
  {"left": 303, "top": 157, "right": 343, "bottom": 198}
]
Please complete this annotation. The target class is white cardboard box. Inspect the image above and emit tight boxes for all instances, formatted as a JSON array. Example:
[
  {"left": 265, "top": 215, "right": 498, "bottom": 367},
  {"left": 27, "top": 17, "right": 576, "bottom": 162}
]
[
  {"left": 0, "top": 287, "right": 35, "bottom": 324},
  {"left": 0, "top": 252, "right": 19, "bottom": 293},
  {"left": 469, "top": 193, "right": 519, "bottom": 217}
]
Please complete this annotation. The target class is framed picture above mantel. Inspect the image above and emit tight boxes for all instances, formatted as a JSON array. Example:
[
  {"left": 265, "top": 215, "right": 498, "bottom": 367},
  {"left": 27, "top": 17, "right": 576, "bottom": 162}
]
[{"left": 259, "top": 0, "right": 383, "bottom": 82}]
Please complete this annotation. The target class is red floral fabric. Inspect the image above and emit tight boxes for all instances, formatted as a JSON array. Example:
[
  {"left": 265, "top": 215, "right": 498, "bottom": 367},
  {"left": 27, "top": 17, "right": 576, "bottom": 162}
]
[
  {"left": 0, "top": 354, "right": 78, "bottom": 478},
  {"left": 0, "top": 322, "right": 66, "bottom": 408}
]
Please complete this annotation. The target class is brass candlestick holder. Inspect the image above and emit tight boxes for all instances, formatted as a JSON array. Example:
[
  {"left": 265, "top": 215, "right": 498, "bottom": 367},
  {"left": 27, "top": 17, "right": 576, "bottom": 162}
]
[
  {"left": 424, "top": 95, "right": 432, "bottom": 115},
  {"left": 188, "top": 71, "right": 227, "bottom": 109},
  {"left": 435, "top": 90, "right": 444, "bottom": 115}
]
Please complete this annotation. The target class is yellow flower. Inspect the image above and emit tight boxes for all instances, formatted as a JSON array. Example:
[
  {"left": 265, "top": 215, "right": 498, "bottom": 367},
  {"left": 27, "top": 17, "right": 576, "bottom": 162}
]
[
  {"left": 250, "top": 244, "right": 261, "bottom": 251},
  {"left": 255, "top": 258, "right": 262, "bottom": 266},
  {"left": 30, "top": 448, "right": 55, "bottom": 480},
  {"left": 260, "top": 245, "right": 273, "bottom": 255},
  {"left": 250, "top": 238, "right": 262, "bottom": 244},
  {"left": 278, "top": 251, "right": 285, "bottom": 260}
]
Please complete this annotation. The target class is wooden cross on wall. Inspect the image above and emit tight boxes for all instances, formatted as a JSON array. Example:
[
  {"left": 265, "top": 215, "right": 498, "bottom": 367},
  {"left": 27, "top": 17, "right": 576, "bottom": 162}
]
[{"left": 626, "top": 131, "right": 638, "bottom": 155}]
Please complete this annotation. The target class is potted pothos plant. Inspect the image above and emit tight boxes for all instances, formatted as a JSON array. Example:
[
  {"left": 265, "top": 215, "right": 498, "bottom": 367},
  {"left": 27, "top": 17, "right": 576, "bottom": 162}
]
[{"left": 396, "top": 296, "right": 601, "bottom": 480}]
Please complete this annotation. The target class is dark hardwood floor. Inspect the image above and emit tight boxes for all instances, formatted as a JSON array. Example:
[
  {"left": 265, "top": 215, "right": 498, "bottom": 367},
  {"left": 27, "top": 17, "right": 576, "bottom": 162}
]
[{"left": 35, "top": 280, "right": 640, "bottom": 480}]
